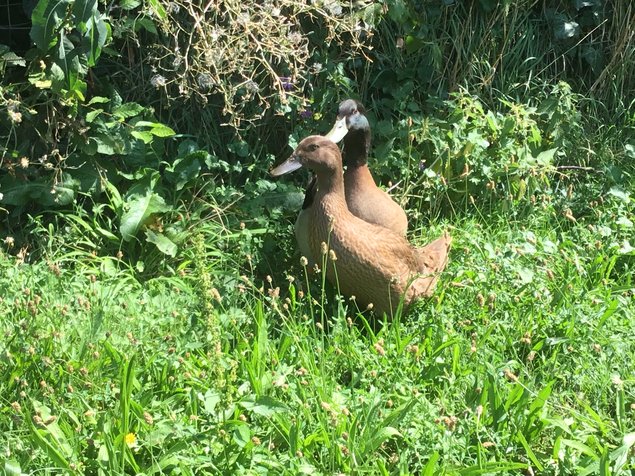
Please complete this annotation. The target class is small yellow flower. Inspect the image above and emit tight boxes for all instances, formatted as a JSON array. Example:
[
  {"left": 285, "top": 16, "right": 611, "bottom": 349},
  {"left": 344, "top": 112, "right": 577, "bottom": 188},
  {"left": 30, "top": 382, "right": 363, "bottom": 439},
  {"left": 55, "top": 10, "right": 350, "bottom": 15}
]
[{"left": 125, "top": 432, "right": 137, "bottom": 448}]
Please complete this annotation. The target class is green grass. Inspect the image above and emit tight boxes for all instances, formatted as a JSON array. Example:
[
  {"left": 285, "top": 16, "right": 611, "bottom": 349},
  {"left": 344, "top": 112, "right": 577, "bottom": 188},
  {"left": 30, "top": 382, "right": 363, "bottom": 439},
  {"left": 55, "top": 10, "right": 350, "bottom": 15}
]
[{"left": 1, "top": 172, "right": 634, "bottom": 474}]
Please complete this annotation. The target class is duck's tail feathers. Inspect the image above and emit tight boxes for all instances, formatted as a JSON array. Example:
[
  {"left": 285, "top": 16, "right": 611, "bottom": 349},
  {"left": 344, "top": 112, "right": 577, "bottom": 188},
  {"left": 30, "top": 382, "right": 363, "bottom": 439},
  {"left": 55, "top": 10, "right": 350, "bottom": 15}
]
[{"left": 412, "top": 231, "right": 452, "bottom": 297}]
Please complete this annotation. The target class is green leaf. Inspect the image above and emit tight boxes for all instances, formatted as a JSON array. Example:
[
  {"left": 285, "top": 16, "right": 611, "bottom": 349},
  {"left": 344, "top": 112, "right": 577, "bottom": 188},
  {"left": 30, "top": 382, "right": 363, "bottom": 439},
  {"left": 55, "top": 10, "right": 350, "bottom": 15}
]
[
  {"left": 365, "top": 427, "right": 401, "bottom": 454},
  {"left": 28, "top": 400, "right": 75, "bottom": 471},
  {"left": 120, "top": 0, "right": 142, "bottom": 9},
  {"left": 86, "top": 108, "right": 103, "bottom": 122},
  {"left": 3, "top": 459, "right": 22, "bottom": 476},
  {"left": 120, "top": 192, "right": 171, "bottom": 241},
  {"left": 240, "top": 396, "right": 288, "bottom": 417},
  {"left": 608, "top": 187, "right": 630, "bottom": 203},
  {"left": 53, "top": 174, "right": 80, "bottom": 205},
  {"left": 83, "top": 15, "right": 109, "bottom": 66},
  {"left": 131, "top": 130, "right": 154, "bottom": 144},
  {"left": 135, "top": 121, "right": 176, "bottom": 138},
  {"left": 0, "top": 50, "right": 26, "bottom": 68},
  {"left": 72, "top": 0, "right": 97, "bottom": 33},
  {"left": 554, "top": 21, "right": 580, "bottom": 40},
  {"left": 87, "top": 96, "right": 110, "bottom": 105},
  {"left": 134, "top": 16, "right": 158, "bottom": 34},
  {"left": 145, "top": 230, "right": 177, "bottom": 256},
  {"left": 201, "top": 390, "right": 221, "bottom": 415},
  {"left": 147, "top": 0, "right": 167, "bottom": 20},
  {"left": 164, "top": 153, "right": 203, "bottom": 190},
  {"left": 30, "top": 0, "right": 71, "bottom": 50},
  {"left": 232, "top": 423, "right": 251, "bottom": 448},
  {"left": 113, "top": 102, "right": 145, "bottom": 119}
]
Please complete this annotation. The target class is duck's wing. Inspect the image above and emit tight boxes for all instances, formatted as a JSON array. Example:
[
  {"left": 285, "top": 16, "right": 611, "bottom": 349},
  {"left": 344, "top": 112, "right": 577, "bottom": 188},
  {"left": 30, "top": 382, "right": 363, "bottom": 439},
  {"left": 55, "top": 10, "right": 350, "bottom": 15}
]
[{"left": 302, "top": 174, "right": 317, "bottom": 210}]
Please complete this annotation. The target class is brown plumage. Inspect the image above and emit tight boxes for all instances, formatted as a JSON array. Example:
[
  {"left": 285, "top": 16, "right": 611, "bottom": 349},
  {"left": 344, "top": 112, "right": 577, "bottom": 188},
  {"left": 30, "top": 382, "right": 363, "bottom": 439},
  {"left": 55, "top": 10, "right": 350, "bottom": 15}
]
[
  {"left": 272, "top": 135, "right": 452, "bottom": 316},
  {"left": 336, "top": 99, "right": 408, "bottom": 236},
  {"left": 294, "top": 99, "right": 408, "bottom": 265}
]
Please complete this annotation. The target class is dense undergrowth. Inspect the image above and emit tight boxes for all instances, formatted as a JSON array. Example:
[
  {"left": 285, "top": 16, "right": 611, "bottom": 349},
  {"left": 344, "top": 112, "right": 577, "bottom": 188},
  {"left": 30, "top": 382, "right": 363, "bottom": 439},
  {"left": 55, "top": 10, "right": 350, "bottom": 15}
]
[{"left": 1, "top": 0, "right": 635, "bottom": 474}]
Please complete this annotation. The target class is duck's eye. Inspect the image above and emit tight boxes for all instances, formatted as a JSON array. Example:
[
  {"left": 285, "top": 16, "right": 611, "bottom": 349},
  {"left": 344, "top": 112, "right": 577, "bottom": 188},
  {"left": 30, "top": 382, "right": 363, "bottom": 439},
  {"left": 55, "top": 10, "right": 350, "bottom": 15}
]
[{"left": 308, "top": 143, "right": 319, "bottom": 152}]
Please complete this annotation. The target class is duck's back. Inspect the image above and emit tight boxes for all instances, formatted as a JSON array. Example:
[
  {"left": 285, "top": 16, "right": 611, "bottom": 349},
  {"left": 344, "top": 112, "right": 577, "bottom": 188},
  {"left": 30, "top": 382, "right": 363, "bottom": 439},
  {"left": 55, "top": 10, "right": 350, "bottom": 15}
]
[{"left": 309, "top": 194, "right": 419, "bottom": 314}]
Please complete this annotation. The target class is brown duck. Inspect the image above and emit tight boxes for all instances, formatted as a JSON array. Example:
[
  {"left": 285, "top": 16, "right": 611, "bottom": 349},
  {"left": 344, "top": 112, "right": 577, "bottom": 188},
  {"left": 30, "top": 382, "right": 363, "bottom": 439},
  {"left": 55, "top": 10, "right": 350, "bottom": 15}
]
[
  {"left": 294, "top": 99, "right": 408, "bottom": 265},
  {"left": 272, "top": 135, "right": 451, "bottom": 316}
]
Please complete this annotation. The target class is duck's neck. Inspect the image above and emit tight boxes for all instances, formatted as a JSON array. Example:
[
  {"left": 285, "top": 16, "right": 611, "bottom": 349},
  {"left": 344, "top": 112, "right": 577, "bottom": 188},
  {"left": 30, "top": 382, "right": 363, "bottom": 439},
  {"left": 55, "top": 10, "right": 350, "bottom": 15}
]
[
  {"left": 342, "top": 128, "right": 370, "bottom": 168},
  {"left": 316, "top": 170, "right": 345, "bottom": 199}
]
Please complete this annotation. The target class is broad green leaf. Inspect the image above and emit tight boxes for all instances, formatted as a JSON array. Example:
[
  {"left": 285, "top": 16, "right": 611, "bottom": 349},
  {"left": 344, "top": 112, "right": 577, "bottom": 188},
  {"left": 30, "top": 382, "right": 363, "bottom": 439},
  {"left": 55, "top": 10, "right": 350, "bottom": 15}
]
[
  {"left": 28, "top": 400, "right": 74, "bottom": 470},
  {"left": 72, "top": 0, "right": 97, "bottom": 33},
  {"left": 535, "top": 148, "right": 557, "bottom": 166},
  {"left": 87, "top": 96, "right": 110, "bottom": 105},
  {"left": 517, "top": 267, "right": 534, "bottom": 284},
  {"left": 120, "top": 192, "right": 171, "bottom": 241},
  {"left": 135, "top": 121, "right": 176, "bottom": 138},
  {"left": 134, "top": 16, "right": 158, "bottom": 34},
  {"left": 53, "top": 174, "right": 80, "bottom": 205},
  {"left": 232, "top": 423, "right": 251, "bottom": 447},
  {"left": 365, "top": 426, "right": 401, "bottom": 454},
  {"left": 120, "top": 0, "right": 142, "bottom": 9},
  {"left": 147, "top": 0, "right": 167, "bottom": 20},
  {"left": 30, "top": 0, "right": 70, "bottom": 50},
  {"left": 3, "top": 459, "right": 22, "bottom": 476},
  {"left": 201, "top": 390, "right": 221, "bottom": 415},
  {"left": 1, "top": 50, "right": 26, "bottom": 68},
  {"left": 114, "top": 102, "right": 145, "bottom": 119},
  {"left": 145, "top": 230, "right": 177, "bottom": 256},
  {"left": 561, "top": 438, "right": 599, "bottom": 459},
  {"left": 86, "top": 108, "right": 103, "bottom": 122},
  {"left": 240, "top": 396, "right": 288, "bottom": 417},
  {"left": 165, "top": 154, "right": 202, "bottom": 190},
  {"left": 83, "top": 15, "right": 109, "bottom": 66},
  {"left": 554, "top": 21, "right": 580, "bottom": 40},
  {"left": 422, "top": 452, "right": 440, "bottom": 476},
  {"left": 131, "top": 130, "right": 154, "bottom": 144},
  {"left": 608, "top": 187, "right": 630, "bottom": 203},
  {"left": 93, "top": 134, "right": 120, "bottom": 154}
]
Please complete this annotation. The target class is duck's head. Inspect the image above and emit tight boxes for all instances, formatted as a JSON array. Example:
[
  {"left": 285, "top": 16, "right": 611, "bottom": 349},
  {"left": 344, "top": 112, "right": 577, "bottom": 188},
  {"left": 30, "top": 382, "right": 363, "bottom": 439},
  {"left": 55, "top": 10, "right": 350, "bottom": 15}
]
[
  {"left": 271, "top": 135, "right": 342, "bottom": 176},
  {"left": 325, "top": 99, "right": 370, "bottom": 143}
]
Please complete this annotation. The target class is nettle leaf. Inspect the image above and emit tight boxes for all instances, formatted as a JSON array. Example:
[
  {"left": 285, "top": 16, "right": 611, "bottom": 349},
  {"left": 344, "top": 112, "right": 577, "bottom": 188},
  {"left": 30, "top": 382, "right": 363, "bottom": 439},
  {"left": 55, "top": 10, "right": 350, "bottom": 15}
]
[
  {"left": 53, "top": 174, "right": 80, "bottom": 205},
  {"left": 164, "top": 152, "right": 207, "bottom": 190},
  {"left": 31, "top": 0, "right": 71, "bottom": 51},
  {"left": 145, "top": 229, "right": 177, "bottom": 256},
  {"left": 120, "top": 192, "right": 171, "bottom": 241}
]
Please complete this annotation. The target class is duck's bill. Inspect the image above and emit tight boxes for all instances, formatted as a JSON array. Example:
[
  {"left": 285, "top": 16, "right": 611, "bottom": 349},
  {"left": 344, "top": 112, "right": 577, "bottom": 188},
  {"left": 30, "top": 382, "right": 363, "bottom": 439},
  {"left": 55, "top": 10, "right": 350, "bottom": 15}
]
[
  {"left": 271, "top": 155, "right": 303, "bottom": 176},
  {"left": 324, "top": 116, "right": 349, "bottom": 143}
]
